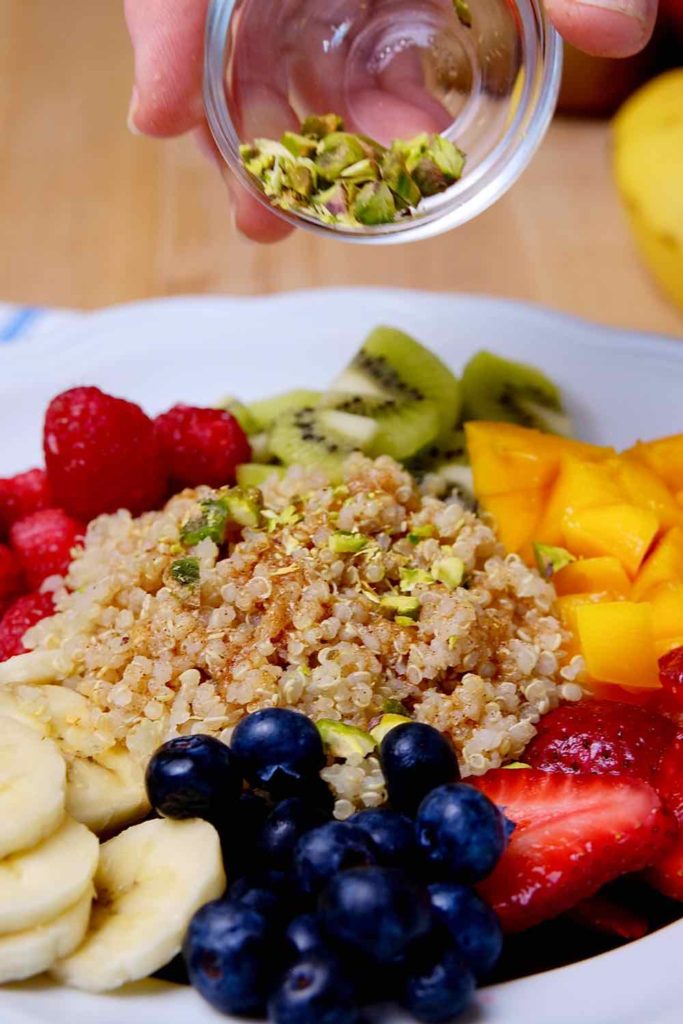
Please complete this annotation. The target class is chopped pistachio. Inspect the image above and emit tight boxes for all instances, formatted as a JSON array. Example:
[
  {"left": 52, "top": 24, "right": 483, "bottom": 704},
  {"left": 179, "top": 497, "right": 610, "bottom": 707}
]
[
  {"left": 408, "top": 524, "right": 436, "bottom": 544},
  {"left": 395, "top": 615, "right": 418, "bottom": 627},
  {"left": 399, "top": 567, "right": 434, "bottom": 592},
  {"left": 314, "top": 182, "right": 352, "bottom": 220},
  {"left": 453, "top": 0, "right": 473, "bottom": 27},
  {"left": 340, "top": 158, "right": 380, "bottom": 183},
  {"left": 381, "top": 150, "right": 422, "bottom": 207},
  {"left": 281, "top": 131, "right": 318, "bottom": 159},
  {"left": 223, "top": 487, "right": 263, "bottom": 529},
  {"left": 383, "top": 699, "right": 411, "bottom": 717},
  {"left": 533, "top": 543, "right": 576, "bottom": 579},
  {"left": 431, "top": 556, "right": 466, "bottom": 589},
  {"left": 370, "top": 713, "right": 412, "bottom": 745},
  {"left": 284, "top": 161, "right": 315, "bottom": 198},
  {"left": 317, "top": 719, "right": 377, "bottom": 758},
  {"left": 352, "top": 182, "right": 396, "bottom": 225},
  {"left": 315, "top": 132, "right": 367, "bottom": 181},
  {"left": 379, "top": 594, "right": 421, "bottom": 620},
  {"left": 448, "top": 635, "right": 459, "bottom": 650},
  {"left": 170, "top": 557, "right": 200, "bottom": 587},
  {"left": 329, "top": 531, "right": 369, "bottom": 554},
  {"left": 301, "top": 113, "right": 344, "bottom": 139},
  {"left": 181, "top": 498, "right": 230, "bottom": 547}
]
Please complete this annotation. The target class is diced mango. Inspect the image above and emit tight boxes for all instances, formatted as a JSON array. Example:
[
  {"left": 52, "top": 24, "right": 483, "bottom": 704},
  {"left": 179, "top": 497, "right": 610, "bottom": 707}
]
[
  {"left": 465, "top": 421, "right": 612, "bottom": 497},
  {"left": 536, "top": 457, "right": 624, "bottom": 545},
  {"left": 562, "top": 504, "right": 659, "bottom": 578},
  {"left": 555, "top": 593, "right": 610, "bottom": 657},
  {"left": 649, "top": 582, "right": 683, "bottom": 642},
  {"left": 575, "top": 601, "right": 661, "bottom": 689},
  {"left": 553, "top": 557, "right": 632, "bottom": 598},
  {"left": 482, "top": 488, "right": 548, "bottom": 556},
  {"left": 610, "top": 456, "right": 683, "bottom": 530},
  {"left": 628, "top": 434, "right": 683, "bottom": 492},
  {"left": 655, "top": 636, "right": 683, "bottom": 660},
  {"left": 677, "top": 489, "right": 683, "bottom": 508},
  {"left": 631, "top": 527, "right": 683, "bottom": 600}
]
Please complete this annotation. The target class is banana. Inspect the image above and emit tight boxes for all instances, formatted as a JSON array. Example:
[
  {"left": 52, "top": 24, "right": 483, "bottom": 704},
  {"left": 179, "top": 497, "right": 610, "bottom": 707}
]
[
  {"left": 0, "top": 815, "right": 99, "bottom": 934},
  {"left": 0, "top": 716, "right": 67, "bottom": 859},
  {"left": 0, "top": 887, "right": 93, "bottom": 984},
  {"left": 53, "top": 818, "right": 226, "bottom": 992},
  {"left": 66, "top": 747, "right": 150, "bottom": 835},
  {"left": 0, "top": 649, "right": 70, "bottom": 686}
]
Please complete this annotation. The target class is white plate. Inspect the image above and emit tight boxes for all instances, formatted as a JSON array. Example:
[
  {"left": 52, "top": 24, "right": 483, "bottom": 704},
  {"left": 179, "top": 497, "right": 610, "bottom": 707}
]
[{"left": 1, "top": 289, "right": 681, "bottom": 1024}]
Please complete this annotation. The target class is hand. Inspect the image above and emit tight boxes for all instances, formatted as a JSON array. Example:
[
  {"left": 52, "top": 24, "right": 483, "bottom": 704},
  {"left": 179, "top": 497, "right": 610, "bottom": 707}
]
[{"left": 124, "top": 0, "right": 658, "bottom": 243}]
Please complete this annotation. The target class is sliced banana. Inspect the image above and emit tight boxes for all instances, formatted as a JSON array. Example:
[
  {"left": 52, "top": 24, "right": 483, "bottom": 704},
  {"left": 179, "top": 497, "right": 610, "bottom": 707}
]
[
  {"left": 0, "top": 716, "right": 66, "bottom": 860},
  {"left": 0, "top": 649, "right": 69, "bottom": 686},
  {"left": 66, "top": 747, "right": 150, "bottom": 835},
  {"left": 53, "top": 817, "right": 226, "bottom": 992},
  {"left": 0, "top": 886, "right": 93, "bottom": 984},
  {"left": 0, "top": 815, "right": 99, "bottom": 934}
]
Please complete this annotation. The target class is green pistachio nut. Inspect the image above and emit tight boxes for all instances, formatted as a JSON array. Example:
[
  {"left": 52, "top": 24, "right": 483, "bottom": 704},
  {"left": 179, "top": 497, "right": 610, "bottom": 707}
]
[
  {"left": 453, "top": 0, "right": 473, "bottom": 28},
  {"left": 316, "top": 720, "right": 377, "bottom": 758},
  {"left": 315, "top": 182, "right": 351, "bottom": 219},
  {"left": 370, "top": 713, "right": 412, "bottom": 745},
  {"left": 315, "top": 132, "right": 368, "bottom": 181},
  {"left": 379, "top": 594, "right": 421, "bottom": 620},
  {"left": 431, "top": 556, "right": 465, "bottom": 589},
  {"left": 399, "top": 567, "right": 434, "bottom": 592},
  {"left": 222, "top": 487, "right": 263, "bottom": 529},
  {"left": 301, "top": 113, "right": 345, "bottom": 139},
  {"left": 340, "top": 158, "right": 380, "bottom": 183},
  {"left": 352, "top": 182, "right": 397, "bottom": 225},
  {"left": 329, "top": 531, "right": 370, "bottom": 554},
  {"left": 170, "top": 557, "right": 200, "bottom": 587},
  {"left": 284, "top": 161, "right": 315, "bottom": 198},
  {"left": 381, "top": 150, "right": 422, "bottom": 208},
  {"left": 181, "top": 498, "right": 230, "bottom": 547},
  {"left": 533, "top": 543, "right": 576, "bottom": 579},
  {"left": 281, "top": 131, "right": 318, "bottom": 159}
]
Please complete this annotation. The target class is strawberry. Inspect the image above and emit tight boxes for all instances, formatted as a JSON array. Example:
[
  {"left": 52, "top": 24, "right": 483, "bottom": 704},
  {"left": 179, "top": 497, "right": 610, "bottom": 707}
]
[
  {"left": 0, "top": 591, "right": 55, "bottom": 661},
  {"left": 472, "top": 769, "right": 673, "bottom": 932},
  {"left": 523, "top": 700, "right": 676, "bottom": 783},
  {"left": 10, "top": 509, "right": 84, "bottom": 589},
  {"left": 44, "top": 387, "right": 168, "bottom": 520},
  {"left": 646, "top": 731, "right": 683, "bottom": 900},
  {"left": 659, "top": 647, "right": 683, "bottom": 710},
  {"left": 154, "top": 405, "right": 251, "bottom": 490},
  {"left": 0, "top": 468, "right": 53, "bottom": 536},
  {"left": 568, "top": 894, "right": 648, "bottom": 940},
  {"left": 0, "top": 543, "right": 23, "bottom": 604}
]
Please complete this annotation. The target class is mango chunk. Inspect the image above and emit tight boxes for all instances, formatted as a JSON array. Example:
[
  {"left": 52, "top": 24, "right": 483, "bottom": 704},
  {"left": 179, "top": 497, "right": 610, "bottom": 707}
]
[
  {"left": 483, "top": 488, "right": 548, "bottom": 556},
  {"left": 555, "top": 593, "right": 610, "bottom": 658},
  {"left": 628, "top": 434, "right": 683, "bottom": 492},
  {"left": 536, "top": 457, "right": 624, "bottom": 545},
  {"left": 610, "top": 456, "right": 683, "bottom": 531},
  {"left": 562, "top": 504, "right": 658, "bottom": 578},
  {"left": 655, "top": 636, "right": 683, "bottom": 660},
  {"left": 465, "top": 421, "right": 612, "bottom": 497},
  {"left": 553, "top": 557, "right": 632, "bottom": 598},
  {"left": 649, "top": 583, "right": 683, "bottom": 643},
  {"left": 575, "top": 601, "right": 661, "bottom": 689},
  {"left": 631, "top": 527, "right": 683, "bottom": 600}
]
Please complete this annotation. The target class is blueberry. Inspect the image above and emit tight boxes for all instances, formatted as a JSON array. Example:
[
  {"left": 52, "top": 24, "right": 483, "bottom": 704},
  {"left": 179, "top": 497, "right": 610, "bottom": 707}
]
[
  {"left": 416, "top": 783, "right": 508, "bottom": 882},
  {"left": 428, "top": 882, "right": 503, "bottom": 977},
  {"left": 380, "top": 723, "right": 460, "bottom": 815},
  {"left": 351, "top": 808, "right": 418, "bottom": 869},
  {"left": 145, "top": 734, "right": 242, "bottom": 821},
  {"left": 227, "top": 877, "right": 285, "bottom": 923},
  {"left": 320, "top": 866, "right": 432, "bottom": 965},
  {"left": 269, "top": 954, "right": 359, "bottom": 1024},
  {"left": 231, "top": 709, "right": 325, "bottom": 798},
  {"left": 294, "top": 821, "right": 377, "bottom": 897},
  {"left": 285, "top": 913, "right": 328, "bottom": 958},
  {"left": 258, "top": 797, "right": 330, "bottom": 870},
  {"left": 216, "top": 791, "right": 271, "bottom": 875},
  {"left": 402, "top": 945, "right": 475, "bottom": 1023},
  {"left": 183, "top": 899, "right": 277, "bottom": 1016}
]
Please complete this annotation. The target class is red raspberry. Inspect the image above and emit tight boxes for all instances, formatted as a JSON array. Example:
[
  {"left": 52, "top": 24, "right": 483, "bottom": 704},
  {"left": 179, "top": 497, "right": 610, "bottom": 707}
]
[
  {"left": 0, "top": 543, "right": 24, "bottom": 604},
  {"left": 0, "top": 591, "right": 55, "bottom": 661},
  {"left": 10, "top": 509, "right": 84, "bottom": 589},
  {"left": 0, "top": 469, "right": 53, "bottom": 536},
  {"left": 154, "top": 405, "right": 251, "bottom": 490},
  {"left": 659, "top": 647, "right": 683, "bottom": 708},
  {"left": 44, "top": 387, "right": 168, "bottom": 520}
]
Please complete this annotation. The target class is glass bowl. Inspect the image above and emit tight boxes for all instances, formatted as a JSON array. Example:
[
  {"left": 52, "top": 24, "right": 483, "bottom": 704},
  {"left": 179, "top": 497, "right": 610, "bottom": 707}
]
[{"left": 204, "top": 0, "right": 562, "bottom": 243}]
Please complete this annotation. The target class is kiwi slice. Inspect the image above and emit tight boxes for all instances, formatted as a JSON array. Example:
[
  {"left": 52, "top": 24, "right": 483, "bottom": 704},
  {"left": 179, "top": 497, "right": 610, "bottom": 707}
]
[
  {"left": 236, "top": 463, "right": 285, "bottom": 489},
  {"left": 322, "top": 393, "right": 439, "bottom": 461},
  {"left": 329, "top": 326, "right": 461, "bottom": 444},
  {"left": 269, "top": 405, "right": 378, "bottom": 481},
  {"left": 247, "top": 390, "right": 322, "bottom": 433},
  {"left": 461, "top": 352, "right": 572, "bottom": 436}
]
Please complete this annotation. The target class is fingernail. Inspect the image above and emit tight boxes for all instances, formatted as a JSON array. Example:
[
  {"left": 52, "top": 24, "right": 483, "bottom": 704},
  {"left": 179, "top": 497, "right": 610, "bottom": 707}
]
[
  {"left": 127, "top": 86, "right": 141, "bottom": 135},
  {"left": 564, "top": 0, "right": 647, "bottom": 20}
]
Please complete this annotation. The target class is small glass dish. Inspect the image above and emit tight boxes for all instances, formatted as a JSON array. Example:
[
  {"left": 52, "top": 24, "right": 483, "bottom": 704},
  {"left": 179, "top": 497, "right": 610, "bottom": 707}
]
[{"left": 204, "top": 0, "right": 562, "bottom": 243}]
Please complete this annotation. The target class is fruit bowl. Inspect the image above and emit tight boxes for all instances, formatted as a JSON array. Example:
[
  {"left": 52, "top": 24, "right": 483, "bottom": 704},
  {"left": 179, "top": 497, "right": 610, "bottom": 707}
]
[{"left": 0, "top": 289, "right": 682, "bottom": 1024}]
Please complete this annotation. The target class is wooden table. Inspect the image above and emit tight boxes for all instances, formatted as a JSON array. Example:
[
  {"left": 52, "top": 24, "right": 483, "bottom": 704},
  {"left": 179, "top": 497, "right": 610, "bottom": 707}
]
[{"left": 1, "top": 0, "right": 681, "bottom": 338}]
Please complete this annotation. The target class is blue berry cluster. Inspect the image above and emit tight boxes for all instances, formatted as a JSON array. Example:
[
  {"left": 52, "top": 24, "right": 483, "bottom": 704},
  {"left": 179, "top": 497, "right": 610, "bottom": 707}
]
[{"left": 145, "top": 712, "right": 511, "bottom": 1024}]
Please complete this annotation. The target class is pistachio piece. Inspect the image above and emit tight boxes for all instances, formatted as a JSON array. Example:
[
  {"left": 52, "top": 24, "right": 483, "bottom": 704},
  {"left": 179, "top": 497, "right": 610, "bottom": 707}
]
[
  {"left": 431, "top": 556, "right": 465, "bottom": 589},
  {"left": 170, "top": 557, "right": 200, "bottom": 587},
  {"left": 314, "top": 182, "right": 351, "bottom": 220},
  {"left": 382, "top": 699, "right": 411, "bottom": 717},
  {"left": 317, "top": 720, "right": 377, "bottom": 758},
  {"left": 408, "top": 524, "right": 436, "bottom": 544},
  {"left": 370, "top": 713, "right": 412, "bottom": 745},
  {"left": 399, "top": 567, "right": 434, "bottom": 592},
  {"left": 284, "top": 161, "right": 315, "bottom": 198},
  {"left": 222, "top": 487, "right": 263, "bottom": 529},
  {"left": 301, "top": 113, "right": 344, "bottom": 140},
  {"left": 379, "top": 594, "right": 421, "bottom": 619},
  {"left": 181, "top": 498, "right": 230, "bottom": 547},
  {"left": 533, "top": 543, "right": 576, "bottom": 579},
  {"left": 315, "top": 132, "right": 368, "bottom": 181},
  {"left": 453, "top": 0, "right": 472, "bottom": 27},
  {"left": 381, "top": 150, "right": 422, "bottom": 207},
  {"left": 281, "top": 131, "right": 318, "bottom": 158},
  {"left": 412, "top": 137, "right": 466, "bottom": 197},
  {"left": 340, "top": 158, "right": 380, "bottom": 183},
  {"left": 352, "top": 182, "right": 397, "bottom": 225},
  {"left": 329, "top": 531, "right": 369, "bottom": 554}
]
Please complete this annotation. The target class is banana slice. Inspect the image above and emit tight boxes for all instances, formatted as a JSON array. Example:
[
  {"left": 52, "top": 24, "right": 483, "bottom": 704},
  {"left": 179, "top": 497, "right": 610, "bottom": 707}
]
[
  {"left": 66, "top": 747, "right": 150, "bottom": 835},
  {"left": 0, "top": 815, "right": 99, "bottom": 934},
  {"left": 53, "top": 818, "right": 226, "bottom": 992},
  {"left": 0, "top": 716, "right": 66, "bottom": 859},
  {"left": 0, "top": 649, "right": 70, "bottom": 686},
  {"left": 0, "top": 886, "right": 93, "bottom": 984}
]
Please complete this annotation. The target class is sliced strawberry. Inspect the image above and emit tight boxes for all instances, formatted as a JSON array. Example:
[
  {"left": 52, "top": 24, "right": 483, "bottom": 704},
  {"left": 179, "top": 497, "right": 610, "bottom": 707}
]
[
  {"left": 524, "top": 700, "right": 676, "bottom": 783},
  {"left": 646, "top": 731, "right": 683, "bottom": 900},
  {"left": 568, "top": 894, "right": 648, "bottom": 940},
  {"left": 472, "top": 769, "right": 673, "bottom": 932}
]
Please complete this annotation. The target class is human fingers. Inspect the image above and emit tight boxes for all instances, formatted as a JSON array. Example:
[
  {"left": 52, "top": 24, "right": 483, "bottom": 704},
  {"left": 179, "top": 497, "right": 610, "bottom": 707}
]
[{"left": 545, "top": 0, "right": 658, "bottom": 57}]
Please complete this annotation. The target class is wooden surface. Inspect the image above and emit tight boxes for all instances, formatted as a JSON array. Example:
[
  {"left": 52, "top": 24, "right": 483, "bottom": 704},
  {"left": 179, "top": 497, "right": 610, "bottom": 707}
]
[{"left": 1, "top": 0, "right": 681, "bottom": 338}]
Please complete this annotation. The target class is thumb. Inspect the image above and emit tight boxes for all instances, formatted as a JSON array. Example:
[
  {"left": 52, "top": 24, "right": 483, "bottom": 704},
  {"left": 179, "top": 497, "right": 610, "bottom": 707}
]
[
  {"left": 124, "top": 0, "right": 208, "bottom": 136},
  {"left": 545, "top": 0, "right": 658, "bottom": 57}
]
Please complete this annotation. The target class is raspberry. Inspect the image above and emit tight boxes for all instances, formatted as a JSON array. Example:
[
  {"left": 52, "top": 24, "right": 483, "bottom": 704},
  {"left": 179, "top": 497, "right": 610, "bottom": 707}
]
[
  {"left": 10, "top": 509, "right": 84, "bottom": 589},
  {"left": 0, "top": 592, "right": 55, "bottom": 661},
  {"left": 155, "top": 405, "right": 251, "bottom": 490},
  {"left": 0, "top": 543, "right": 23, "bottom": 603},
  {"left": 0, "top": 469, "right": 53, "bottom": 536},
  {"left": 44, "top": 387, "right": 168, "bottom": 520},
  {"left": 659, "top": 647, "right": 683, "bottom": 708}
]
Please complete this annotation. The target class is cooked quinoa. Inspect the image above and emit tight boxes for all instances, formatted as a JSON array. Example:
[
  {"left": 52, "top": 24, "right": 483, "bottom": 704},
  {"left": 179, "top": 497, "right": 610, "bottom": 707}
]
[{"left": 5, "top": 455, "right": 585, "bottom": 815}]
